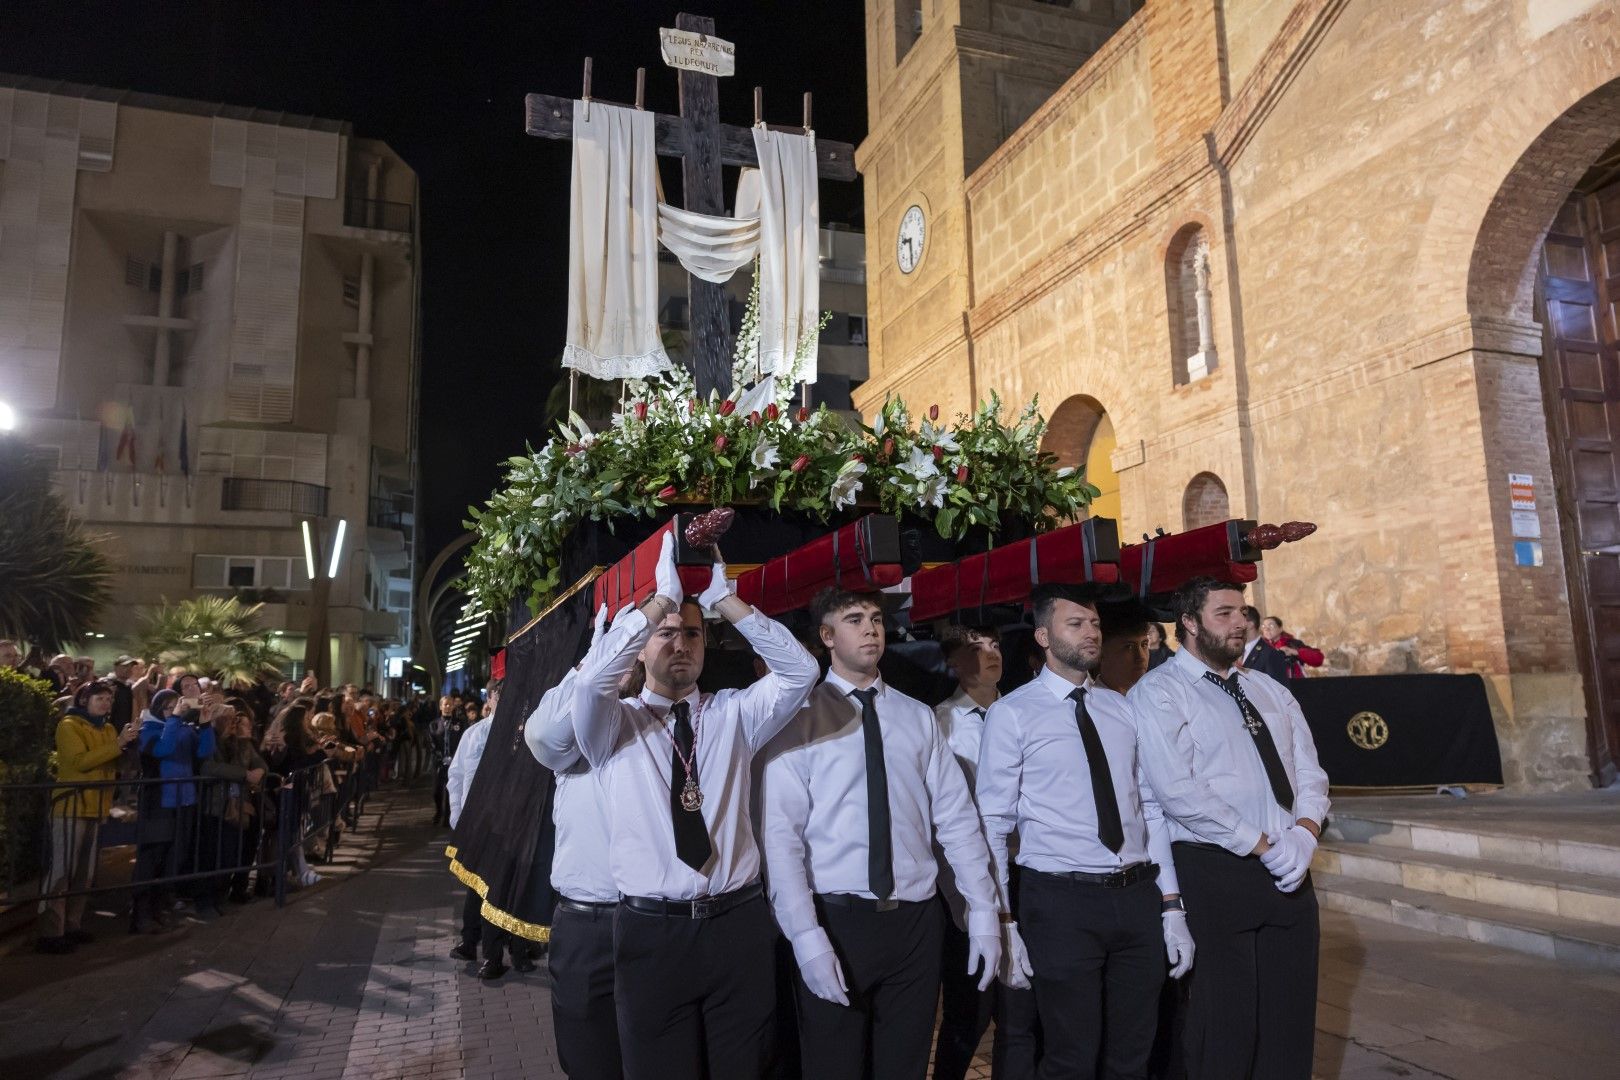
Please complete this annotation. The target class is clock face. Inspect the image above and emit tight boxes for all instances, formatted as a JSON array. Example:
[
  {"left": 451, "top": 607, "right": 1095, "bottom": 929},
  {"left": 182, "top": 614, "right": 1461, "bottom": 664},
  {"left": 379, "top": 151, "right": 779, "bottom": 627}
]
[{"left": 897, "top": 204, "right": 925, "bottom": 274}]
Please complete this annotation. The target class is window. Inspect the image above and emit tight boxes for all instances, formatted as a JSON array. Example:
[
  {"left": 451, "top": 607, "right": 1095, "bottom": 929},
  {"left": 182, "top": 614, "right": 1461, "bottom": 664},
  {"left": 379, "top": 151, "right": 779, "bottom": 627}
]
[
  {"left": 1182, "top": 473, "right": 1230, "bottom": 531},
  {"left": 193, "top": 554, "right": 308, "bottom": 591},
  {"left": 1166, "top": 225, "right": 1216, "bottom": 385},
  {"left": 849, "top": 315, "right": 867, "bottom": 346}
]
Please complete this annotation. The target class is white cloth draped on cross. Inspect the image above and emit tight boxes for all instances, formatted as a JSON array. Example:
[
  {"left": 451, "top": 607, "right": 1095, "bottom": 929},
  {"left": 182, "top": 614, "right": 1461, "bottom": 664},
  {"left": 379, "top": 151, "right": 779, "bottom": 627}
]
[{"left": 564, "top": 99, "right": 821, "bottom": 385}]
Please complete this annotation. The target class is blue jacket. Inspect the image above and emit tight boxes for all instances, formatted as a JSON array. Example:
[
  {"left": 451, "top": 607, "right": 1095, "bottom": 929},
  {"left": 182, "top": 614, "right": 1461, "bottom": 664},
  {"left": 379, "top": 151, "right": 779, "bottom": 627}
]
[{"left": 138, "top": 710, "right": 217, "bottom": 808}]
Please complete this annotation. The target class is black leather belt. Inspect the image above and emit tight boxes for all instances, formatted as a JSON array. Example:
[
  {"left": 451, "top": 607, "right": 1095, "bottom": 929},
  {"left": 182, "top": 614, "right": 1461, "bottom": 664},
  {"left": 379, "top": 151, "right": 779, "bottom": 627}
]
[
  {"left": 815, "top": 892, "right": 931, "bottom": 913},
  {"left": 620, "top": 882, "right": 762, "bottom": 919},
  {"left": 557, "top": 897, "right": 617, "bottom": 915},
  {"left": 1031, "top": 862, "right": 1159, "bottom": 889}
]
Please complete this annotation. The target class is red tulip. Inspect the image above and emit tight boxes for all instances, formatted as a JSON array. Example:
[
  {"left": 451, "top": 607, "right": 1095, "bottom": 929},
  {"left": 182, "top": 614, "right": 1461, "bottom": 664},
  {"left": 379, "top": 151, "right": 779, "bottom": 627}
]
[
  {"left": 883, "top": 438, "right": 895, "bottom": 458},
  {"left": 956, "top": 465, "right": 969, "bottom": 484},
  {"left": 714, "top": 435, "right": 729, "bottom": 452},
  {"left": 790, "top": 454, "right": 810, "bottom": 473},
  {"left": 718, "top": 399, "right": 737, "bottom": 416},
  {"left": 765, "top": 403, "right": 780, "bottom": 421},
  {"left": 688, "top": 398, "right": 698, "bottom": 414},
  {"left": 796, "top": 407, "right": 810, "bottom": 422},
  {"left": 851, "top": 453, "right": 864, "bottom": 463},
  {"left": 929, "top": 404, "right": 940, "bottom": 421},
  {"left": 657, "top": 485, "right": 678, "bottom": 500},
  {"left": 932, "top": 446, "right": 944, "bottom": 462},
  {"left": 565, "top": 443, "right": 583, "bottom": 456},
  {"left": 634, "top": 401, "right": 648, "bottom": 420},
  {"left": 748, "top": 410, "right": 761, "bottom": 427}
]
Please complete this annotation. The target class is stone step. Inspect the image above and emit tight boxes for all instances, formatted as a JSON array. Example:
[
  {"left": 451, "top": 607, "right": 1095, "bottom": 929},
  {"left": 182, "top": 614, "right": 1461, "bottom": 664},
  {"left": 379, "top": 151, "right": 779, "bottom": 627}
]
[
  {"left": 1315, "top": 840, "right": 1620, "bottom": 926},
  {"left": 1325, "top": 809, "right": 1620, "bottom": 880},
  {"left": 1312, "top": 870, "right": 1620, "bottom": 972}
]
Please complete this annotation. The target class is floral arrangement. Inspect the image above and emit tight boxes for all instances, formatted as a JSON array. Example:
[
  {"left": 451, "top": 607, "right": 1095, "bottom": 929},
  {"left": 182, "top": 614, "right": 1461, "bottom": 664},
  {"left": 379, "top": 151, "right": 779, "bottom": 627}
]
[{"left": 465, "top": 278, "right": 1098, "bottom": 612}]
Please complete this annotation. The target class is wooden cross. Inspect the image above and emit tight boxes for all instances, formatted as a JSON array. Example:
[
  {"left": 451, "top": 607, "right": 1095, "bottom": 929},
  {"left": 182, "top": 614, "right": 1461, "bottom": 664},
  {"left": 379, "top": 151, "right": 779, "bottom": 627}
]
[{"left": 525, "top": 11, "right": 857, "bottom": 400}]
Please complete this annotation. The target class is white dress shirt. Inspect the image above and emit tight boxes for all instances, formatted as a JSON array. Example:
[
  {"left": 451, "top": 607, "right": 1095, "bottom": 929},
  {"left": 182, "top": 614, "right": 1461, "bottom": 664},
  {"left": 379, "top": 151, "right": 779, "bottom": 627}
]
[
  {"left": 445, "top": 716, "right": 491, "bottom": 829},
  {"left": 1129, "top": 645, "right": 1331, "bottom": 856},
  {"left": 933, "top": 686, "right": 996, "bottom": 930},
  {"left": 977, "top": 666, "right": 1180, "bottom": 907},
  {"left": 525, "top": 666, "right": 618, "bottom": 904},
  {"left": 573, "top": 605, "right": 819, "bottom": 900},
  {"left": 762, "top": 671, "right": 1001, "bottom": 963}
]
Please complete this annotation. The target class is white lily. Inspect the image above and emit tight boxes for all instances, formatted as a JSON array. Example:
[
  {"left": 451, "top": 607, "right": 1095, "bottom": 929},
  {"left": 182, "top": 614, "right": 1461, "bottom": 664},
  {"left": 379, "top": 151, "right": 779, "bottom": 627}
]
[
  {"left": 918, "top": 474, "right": 949, "bottom": 508},
  {"left": 919, "top": 420, "right": 960, "bottom": 453},
  {"left": 899, "top": 445, "right": 940, "bottom": 481},
  {"left": 830, "top": 460, "right": 867, "bottom": 510}
]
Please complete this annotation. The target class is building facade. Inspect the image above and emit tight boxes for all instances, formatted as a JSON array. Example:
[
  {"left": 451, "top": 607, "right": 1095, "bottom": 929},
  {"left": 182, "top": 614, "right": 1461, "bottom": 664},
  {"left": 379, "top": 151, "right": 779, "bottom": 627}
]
[
  {"left": 0, "top": 76, "right": 421, "bottom": 690},
  {"left": 857, "top": 0, "right": 1620, "bottom": 789}
]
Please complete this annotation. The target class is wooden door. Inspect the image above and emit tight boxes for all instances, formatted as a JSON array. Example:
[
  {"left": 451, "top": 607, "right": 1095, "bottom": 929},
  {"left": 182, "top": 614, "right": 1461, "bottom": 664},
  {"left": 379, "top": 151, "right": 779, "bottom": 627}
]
[{"left": 1539, "top": 184, "right": 1620, "bottom": 785}]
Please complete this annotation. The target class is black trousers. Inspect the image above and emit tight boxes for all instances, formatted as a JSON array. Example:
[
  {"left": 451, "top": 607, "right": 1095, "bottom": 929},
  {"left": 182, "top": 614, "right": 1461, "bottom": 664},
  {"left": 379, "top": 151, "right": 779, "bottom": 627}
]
[
  {"left": 796, "top": 896, "right": 942, "bottom": 1080},
  {"left": 551, "top": 902, "right": 623, "bottom": 1080},
  {"left": 613, "top": 894, "right": 777, "bottom": 1080},
  {"left": 933, "top": 898, "right": 994, "bottom": 1080},
  {"left": 994, "top": 979, "right": 1042, "bottom": 1079},
  {"left": 460, "top": 885, "right": 509, "bottom": 961},
  {"left": 433, "top": 764, "right": 450, "bottom": 821},
  {"left": 1172, "top": 843, "right": 1318, "bottom": 1080},
  {"left": 1019, "top": 871, "right": 1164, "bottom": 1080}
]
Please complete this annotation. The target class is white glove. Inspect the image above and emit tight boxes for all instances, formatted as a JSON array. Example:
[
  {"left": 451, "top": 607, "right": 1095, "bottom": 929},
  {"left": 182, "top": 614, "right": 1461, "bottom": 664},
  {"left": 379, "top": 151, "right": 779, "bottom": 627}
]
[
  {"left": 799, "top": 948, "right": 850, "bottom": 1006},
  {"left": 654, "top": 532, "right": 682, "bottom": 605},
  {"left": 1162, "top": 909, "right": 1195, "bottom": 978},
  {"left": 1260, "top": 825, "right": 1317, "bottom": 893},
  {"left": 697, "top": 558, "right": 733, "bottom": 611},
  {"left": 999, "top": 921, "right": 1034, "bottom": 990},
  {"left": 967, "top": 933, "right": 1002, "bottom": 993},
  {"left": 590, "top": 603, "right": 609, "bottom": 646}
]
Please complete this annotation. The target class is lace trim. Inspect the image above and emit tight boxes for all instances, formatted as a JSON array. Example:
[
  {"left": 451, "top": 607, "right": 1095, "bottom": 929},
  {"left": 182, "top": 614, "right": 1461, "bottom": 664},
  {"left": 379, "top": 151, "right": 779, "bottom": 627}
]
[{"left": 562, "top": 341, "right": 673, "bottom": 381}]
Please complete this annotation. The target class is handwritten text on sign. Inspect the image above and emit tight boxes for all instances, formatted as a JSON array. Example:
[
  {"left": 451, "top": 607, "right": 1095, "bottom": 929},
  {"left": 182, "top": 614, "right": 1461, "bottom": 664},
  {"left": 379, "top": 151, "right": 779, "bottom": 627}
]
[{"left": 659, "top": 28, "right": 736, "bottom": 77}]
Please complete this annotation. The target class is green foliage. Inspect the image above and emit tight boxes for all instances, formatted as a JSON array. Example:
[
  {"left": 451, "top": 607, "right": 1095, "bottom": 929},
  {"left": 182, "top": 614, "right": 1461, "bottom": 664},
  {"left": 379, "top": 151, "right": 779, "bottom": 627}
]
[
  {"left": 135, "top": 596, "right": 291, "bottom": 688},
  {"left": 0, "top": 435, "right": 111, "bottom": 651},
  {"left": 0, "top": 666, "right": 59, "bottom": 892}
]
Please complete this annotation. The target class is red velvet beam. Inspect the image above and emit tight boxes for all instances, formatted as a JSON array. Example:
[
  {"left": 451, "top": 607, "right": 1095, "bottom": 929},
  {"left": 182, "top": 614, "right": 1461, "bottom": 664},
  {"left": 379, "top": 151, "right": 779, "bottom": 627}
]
[
  {"left": 1116, "top": 519, "right": 1316, "bottom": 596},
  {"left": 592, "top": 515, "right": 716, "bottom": 621},
  {"left": 908, "top": 518, "right": 1121, "bottom": 623},
  {"left": 732, "top": 515, "right": 903, "bottom": 616}
]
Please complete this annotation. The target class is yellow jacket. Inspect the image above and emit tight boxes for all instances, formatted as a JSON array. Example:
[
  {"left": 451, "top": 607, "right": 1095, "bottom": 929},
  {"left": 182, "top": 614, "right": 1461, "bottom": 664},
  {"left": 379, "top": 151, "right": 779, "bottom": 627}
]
[{"left": 53, "top": 710, "right": 123, "bottom": 819}]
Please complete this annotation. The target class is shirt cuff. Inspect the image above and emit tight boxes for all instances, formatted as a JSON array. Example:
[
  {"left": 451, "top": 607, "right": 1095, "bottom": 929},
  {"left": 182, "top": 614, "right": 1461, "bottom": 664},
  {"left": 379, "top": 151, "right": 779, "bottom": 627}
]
[
  {"left": 966, "top": 909, "right": 1001, "bottom": 939},
  {"left": 790, "top": 926, "right": 835, "bottom": 967},
  {"left": 1227, "top": 821, "right": 1265, "bottom": 858}
]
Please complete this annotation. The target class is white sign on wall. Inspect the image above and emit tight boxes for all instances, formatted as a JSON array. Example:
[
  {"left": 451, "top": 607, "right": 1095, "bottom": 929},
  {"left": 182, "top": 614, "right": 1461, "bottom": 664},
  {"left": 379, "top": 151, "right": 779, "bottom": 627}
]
[{"left": 659, "top": 28, "right": 736, "bottom": 76}]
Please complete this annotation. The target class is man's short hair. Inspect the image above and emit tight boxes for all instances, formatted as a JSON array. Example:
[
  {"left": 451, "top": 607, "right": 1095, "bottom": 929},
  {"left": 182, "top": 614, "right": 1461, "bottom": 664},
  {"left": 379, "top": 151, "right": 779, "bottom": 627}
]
[
  {"left": 1030, "top": 583, "right": 1100, "bottom": 629},
  {"left": 809, "top": 587, "right": 880, "bottom": 627},
  {"left": 1171, "top": 577, "right": 1246, "bottom": 643},
  {"left": 1263, "top": 615, "right": 1284, "bottom": 629},
  {"left": 1239, "top": 605, "right": 1262, "bottom": 630},
  {"left": 1099, "top": 602, "right": 1154, "bottom": 642},
  {"left": 939, "top": 623, "right": 1000, "bottom": 658}
]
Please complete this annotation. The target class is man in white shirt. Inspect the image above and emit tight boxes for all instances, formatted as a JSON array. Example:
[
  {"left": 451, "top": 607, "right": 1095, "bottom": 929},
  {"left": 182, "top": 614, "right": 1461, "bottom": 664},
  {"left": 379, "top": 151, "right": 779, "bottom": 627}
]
[
  {"left": 446, "top": 679, "right": 510, "bottom": 980},
  {"left": 526, "top": 605, "right": 634, "bottom": 1080},
  {"left": 762, "top": 589, "right": 1001, "bottom": 1080},
  {"left": 1129, "top": 577, "right": 1330, "bottom": 1080},
  {"left": 930, "top": 624, "right": 1037, "bottom": 1080},
  {"left": 978, "top": 584, "right": 1194, "bottom": 1080},
  {"left": 573, "top": 534, "right": 819, "bottom": 1080}
]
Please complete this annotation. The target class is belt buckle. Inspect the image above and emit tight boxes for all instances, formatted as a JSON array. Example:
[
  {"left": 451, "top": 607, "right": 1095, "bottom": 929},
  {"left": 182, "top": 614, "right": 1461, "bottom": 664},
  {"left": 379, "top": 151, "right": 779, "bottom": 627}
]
[
  {"left": 690, "top": 898, "right": 714, "bottom": 919},
  {"left": 874, "top": 898, "right": 899, "bottom": 912},
  {"left": 1104, "top": 870, "right": 1128, "bottom": 889}
]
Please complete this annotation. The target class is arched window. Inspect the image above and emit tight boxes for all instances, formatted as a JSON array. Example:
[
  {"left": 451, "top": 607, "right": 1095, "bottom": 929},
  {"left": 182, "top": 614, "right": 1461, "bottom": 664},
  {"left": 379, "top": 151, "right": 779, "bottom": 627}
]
[
  {"left": 1166, "top": 224, "right": 1216, "bottom": 385},
  {"left": 1182, "top": 472, "right": 1229, "bottom": 531},
  {"left": 1042, "top": 395, "right": 1120, "bottom": 523}
]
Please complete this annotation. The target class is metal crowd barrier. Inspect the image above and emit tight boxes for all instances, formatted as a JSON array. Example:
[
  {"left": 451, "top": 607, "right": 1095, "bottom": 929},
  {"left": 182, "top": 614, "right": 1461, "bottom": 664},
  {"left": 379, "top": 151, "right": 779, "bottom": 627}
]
[{"left": 0, "top": 760, "right": 367, "bottom": 915}]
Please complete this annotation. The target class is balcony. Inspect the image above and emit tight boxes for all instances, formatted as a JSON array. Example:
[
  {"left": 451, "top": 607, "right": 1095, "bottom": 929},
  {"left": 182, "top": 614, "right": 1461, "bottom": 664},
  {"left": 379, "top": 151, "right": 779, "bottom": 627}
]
[
  {"left": 369, "top": 493, "right": 414, "bottom": 532},
  {"left": 344, "top": 196, "right": 413, "bottom": 234},
  {"left": 221, "top": 478, "right": 329, "bottom": 516}
]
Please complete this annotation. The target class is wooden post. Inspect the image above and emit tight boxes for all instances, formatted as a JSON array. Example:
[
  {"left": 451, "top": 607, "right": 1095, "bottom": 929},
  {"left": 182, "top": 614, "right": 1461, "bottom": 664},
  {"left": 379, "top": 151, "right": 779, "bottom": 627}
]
[{"left": 676, "top": 12, "right": 733, "bottom": 398}]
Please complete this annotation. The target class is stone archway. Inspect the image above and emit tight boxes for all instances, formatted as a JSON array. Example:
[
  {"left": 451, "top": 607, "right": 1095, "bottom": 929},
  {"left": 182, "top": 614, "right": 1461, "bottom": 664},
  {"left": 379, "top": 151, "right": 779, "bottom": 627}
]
[
  {"left": 1182, "top": 472, "right": 1229, "bottom": 531},
  {"left": 1042, "top": 395, "right": 1119, "bottom": 523}
]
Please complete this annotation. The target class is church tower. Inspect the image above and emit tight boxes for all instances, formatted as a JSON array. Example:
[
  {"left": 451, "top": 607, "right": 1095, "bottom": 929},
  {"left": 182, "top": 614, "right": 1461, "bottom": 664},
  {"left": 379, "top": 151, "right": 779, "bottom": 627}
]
[{"left": 854, "top": 0, "right": 1142, "bottom": 416}]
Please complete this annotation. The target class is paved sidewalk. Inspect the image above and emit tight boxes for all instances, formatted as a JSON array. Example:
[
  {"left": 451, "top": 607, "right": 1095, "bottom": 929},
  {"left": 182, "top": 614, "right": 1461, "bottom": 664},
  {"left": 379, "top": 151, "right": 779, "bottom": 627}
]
[{"left": 1, "top": 786, "right": 1615, "bottom": 1079}]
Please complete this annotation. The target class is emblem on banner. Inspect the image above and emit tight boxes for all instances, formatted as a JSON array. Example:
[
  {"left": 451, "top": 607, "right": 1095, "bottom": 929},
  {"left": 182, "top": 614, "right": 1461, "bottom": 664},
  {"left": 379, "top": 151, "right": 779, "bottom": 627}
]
[{"left": 1347, "top": 711, "right": 1389, "bottom": 750}]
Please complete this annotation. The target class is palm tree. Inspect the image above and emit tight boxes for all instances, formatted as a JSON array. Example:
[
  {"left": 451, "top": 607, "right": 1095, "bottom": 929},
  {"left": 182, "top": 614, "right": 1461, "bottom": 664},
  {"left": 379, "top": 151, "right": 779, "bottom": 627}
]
[
  {"left": 0, "top": 435, "right": 111, "bottom": 651},
  {"left": 136, "top": 596, "right": 291, "bottom": 688}
]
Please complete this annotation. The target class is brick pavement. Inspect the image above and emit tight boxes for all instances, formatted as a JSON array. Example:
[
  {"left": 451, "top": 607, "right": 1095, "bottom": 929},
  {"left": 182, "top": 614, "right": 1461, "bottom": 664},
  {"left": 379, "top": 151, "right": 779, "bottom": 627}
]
[{"left": 2, "top": 784, "right": 1616, "bottom": 1079}]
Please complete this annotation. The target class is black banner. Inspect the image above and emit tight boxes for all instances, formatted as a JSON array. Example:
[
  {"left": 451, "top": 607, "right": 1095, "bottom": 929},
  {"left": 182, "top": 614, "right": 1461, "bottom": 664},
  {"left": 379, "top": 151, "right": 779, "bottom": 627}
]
[{"left": 1289, "top": 673, "right": 1503, "bottom": 788}]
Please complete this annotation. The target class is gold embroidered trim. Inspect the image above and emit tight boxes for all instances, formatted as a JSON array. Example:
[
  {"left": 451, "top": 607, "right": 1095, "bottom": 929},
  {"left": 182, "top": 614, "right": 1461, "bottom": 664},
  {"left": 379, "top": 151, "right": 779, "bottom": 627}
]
[{"left": 447, "top": 855, "right": 552, "bottom": 943}]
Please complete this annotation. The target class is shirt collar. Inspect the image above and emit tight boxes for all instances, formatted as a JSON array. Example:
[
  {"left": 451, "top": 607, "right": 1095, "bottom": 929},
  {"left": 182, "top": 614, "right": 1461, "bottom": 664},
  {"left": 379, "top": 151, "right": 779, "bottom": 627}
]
[
  {"left": 1244, "top": 637, "right": 1260, "bottom": 656},
  {"left": 640, "top": 685, "right": 701, "bottom": 717},
  {"left": 945, "top": 686, "right": 995, "bottom": 715},
  {"left": 1172, "top": 641, "right": 1238, "bottom": 681},
  {"left": 824, "top": 667, "right": 885, "bottom": 699},
  {"left": 1035, "top": 663, "right": 1091, "bottom": 700}
]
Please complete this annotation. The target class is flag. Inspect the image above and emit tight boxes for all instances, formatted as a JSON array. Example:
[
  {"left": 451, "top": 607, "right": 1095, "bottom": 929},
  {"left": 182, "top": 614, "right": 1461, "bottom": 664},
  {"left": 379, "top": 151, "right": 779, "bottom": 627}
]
[
  {"left": 179, "top": 404, "right": 191, "bottom": 479},
  {"left": 114, "top": 407, "right": 136, "bottom": 468}
]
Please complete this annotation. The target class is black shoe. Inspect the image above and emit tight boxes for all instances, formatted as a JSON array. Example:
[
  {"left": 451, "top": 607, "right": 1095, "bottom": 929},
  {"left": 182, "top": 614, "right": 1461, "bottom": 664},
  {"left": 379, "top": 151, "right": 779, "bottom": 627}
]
[
  {"left": 449, "top": 944, "right": 477, "bottom": 962},
  {"left": 64, "top": 928, "right": 94, "bottom": 945},
  {"left": 35, "top": 936, "right": 75, "bottom": 955},
  {"left": 476, "top": 958, "right": 508, "bottom": 981},
  {"left": 513, "top": 954, "right": 537, "bottom": 973}
]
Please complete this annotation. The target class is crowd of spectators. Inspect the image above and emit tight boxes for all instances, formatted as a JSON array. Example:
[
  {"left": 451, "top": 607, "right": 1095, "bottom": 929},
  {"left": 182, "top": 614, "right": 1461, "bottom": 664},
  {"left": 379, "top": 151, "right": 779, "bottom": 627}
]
[{"left": 0, "top": 640, "right": 479, "bottom": 956}]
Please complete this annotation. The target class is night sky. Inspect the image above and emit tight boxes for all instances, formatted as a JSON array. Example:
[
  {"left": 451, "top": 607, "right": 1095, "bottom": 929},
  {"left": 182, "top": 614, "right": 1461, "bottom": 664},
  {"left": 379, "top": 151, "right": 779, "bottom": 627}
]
[{"left": 3, "top": 0, "right": 868, "bottom": 559}]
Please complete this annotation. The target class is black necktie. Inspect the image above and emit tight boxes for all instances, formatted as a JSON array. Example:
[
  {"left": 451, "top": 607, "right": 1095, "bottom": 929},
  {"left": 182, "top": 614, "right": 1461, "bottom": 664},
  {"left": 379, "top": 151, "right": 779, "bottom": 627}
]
[
  {"left": 668, "top": 701, "right": 712, "bottom": 871},
  {"left": 1204, "top": 671, "right": 1295, "bottom": 812},
  {"left": 1068, "top": 687, "right": 1124, "bottom": 853},
  {"left": 850, "top": 688, "right": 894, "bottom": 899}
]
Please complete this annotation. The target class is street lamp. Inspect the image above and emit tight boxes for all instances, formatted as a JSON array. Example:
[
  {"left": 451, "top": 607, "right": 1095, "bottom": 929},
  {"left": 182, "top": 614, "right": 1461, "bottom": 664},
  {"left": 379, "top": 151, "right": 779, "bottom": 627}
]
[{"left": 0, "top": 400, "right": 15, "bottom": 431}]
